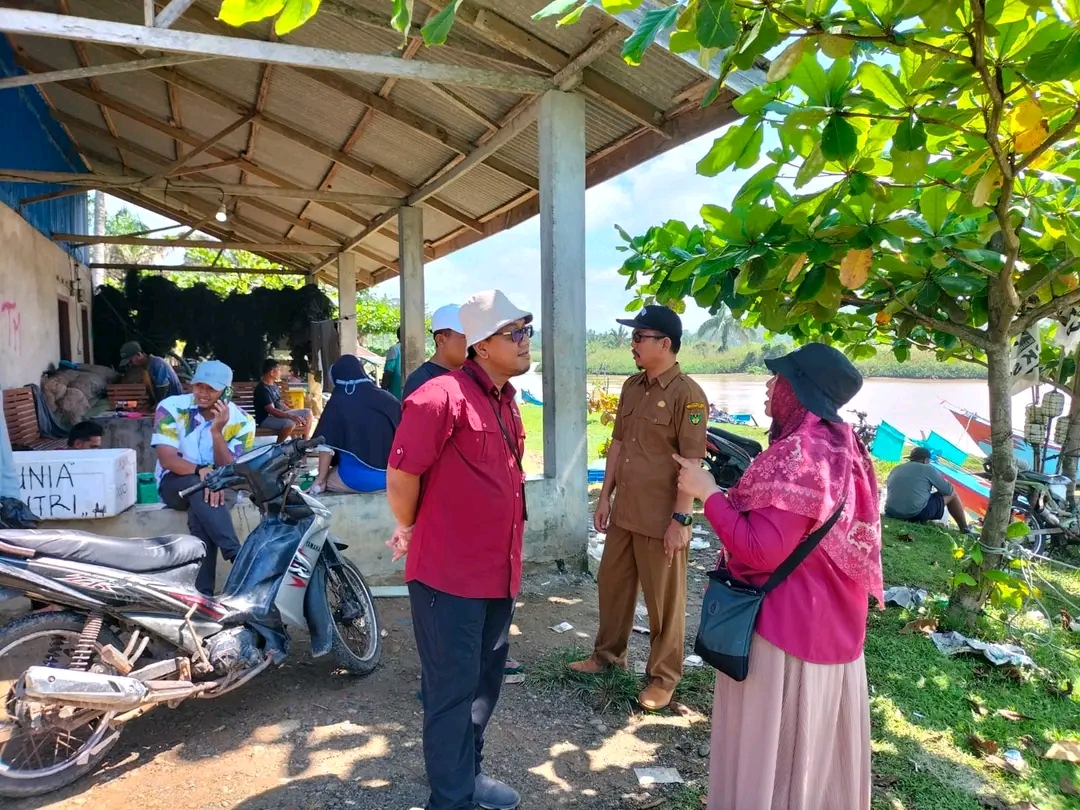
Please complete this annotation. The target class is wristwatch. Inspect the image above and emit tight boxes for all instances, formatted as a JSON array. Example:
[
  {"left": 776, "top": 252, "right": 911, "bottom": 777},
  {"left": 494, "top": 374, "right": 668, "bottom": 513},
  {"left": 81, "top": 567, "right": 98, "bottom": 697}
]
[{"left": 672, "top": 512, "right": 693, "bottom": 527}]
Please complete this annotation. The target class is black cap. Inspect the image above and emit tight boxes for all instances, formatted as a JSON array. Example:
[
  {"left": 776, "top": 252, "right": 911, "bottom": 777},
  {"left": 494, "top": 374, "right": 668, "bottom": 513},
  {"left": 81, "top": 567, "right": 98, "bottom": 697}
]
[
  {"left": 616, "top": 305, "right": 683, "bottom": 341},
  {"left": 764, "top": 343, "right": 863, "bottom": 423},
  {"left": 909, "top": 446, "right": 931, "bottom": 462}
]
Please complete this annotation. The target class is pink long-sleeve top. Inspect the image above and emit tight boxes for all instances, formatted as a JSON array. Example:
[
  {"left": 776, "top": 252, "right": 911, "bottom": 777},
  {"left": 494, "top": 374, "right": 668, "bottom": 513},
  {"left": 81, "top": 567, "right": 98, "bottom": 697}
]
[{"left": 703, "top": 492, "right": 868, "bottom": 664}]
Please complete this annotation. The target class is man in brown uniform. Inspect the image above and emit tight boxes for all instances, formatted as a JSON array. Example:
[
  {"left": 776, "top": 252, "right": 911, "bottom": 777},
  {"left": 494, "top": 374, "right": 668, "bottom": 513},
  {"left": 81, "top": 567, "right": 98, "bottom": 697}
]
[{"left": 571, "top": 306, "right": 708, "bottom": 710}]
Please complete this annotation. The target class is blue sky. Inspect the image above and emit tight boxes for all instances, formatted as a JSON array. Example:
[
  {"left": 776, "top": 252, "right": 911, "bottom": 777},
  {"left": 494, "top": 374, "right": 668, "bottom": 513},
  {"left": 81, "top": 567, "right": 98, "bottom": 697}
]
[{"left": 107, "top": 122, "right": 759, "bottom": 332}]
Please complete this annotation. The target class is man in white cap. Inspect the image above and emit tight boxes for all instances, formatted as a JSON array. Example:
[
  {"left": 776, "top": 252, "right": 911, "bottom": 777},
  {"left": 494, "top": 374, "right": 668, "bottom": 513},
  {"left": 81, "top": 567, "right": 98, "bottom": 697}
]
[
  {"left": 402, "top": 303, "right": 468, "bottom": 400},
  {"left": 152, "top": 359, "right": 255, "bottom": 596},
  {"left": 386, "top": 290, "right": 532, "bottom": 810}
]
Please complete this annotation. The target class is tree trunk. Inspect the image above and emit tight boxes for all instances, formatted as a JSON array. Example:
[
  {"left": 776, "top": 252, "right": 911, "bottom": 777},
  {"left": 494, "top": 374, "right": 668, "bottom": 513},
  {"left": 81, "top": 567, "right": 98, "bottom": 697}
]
[
  {"left": 1064, "top": 347, "right": 1080, "bottom": 509},
  {"left": 947, "top": 338, "right": 1018, "bottom": 627}
]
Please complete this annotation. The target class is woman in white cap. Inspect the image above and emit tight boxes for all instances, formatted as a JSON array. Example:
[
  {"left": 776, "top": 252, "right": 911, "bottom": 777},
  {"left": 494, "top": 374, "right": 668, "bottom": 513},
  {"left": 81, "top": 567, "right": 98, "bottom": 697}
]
[
  {"left": 152, "top": 359, "right": 255, "bottom": 596},
  {"left": 386, "top": 290, "right": 532, "bottom": 810},
  {"left": 401, "top": 304, "right": 468, "bottom": 400}
]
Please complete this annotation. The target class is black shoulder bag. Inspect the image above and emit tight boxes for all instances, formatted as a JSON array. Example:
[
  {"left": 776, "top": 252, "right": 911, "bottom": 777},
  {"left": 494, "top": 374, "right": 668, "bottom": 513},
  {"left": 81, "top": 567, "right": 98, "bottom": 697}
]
[
  {"left": 463, "top": 368, "right": 528, "bottom": 521},
  {"left": 694, "top": 500, "right": 845, "bottom": 682}
]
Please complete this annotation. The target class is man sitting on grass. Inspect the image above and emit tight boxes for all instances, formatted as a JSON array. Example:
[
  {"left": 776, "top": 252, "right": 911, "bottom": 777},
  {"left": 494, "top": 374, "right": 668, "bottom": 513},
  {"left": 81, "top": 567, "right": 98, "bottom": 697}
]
[{"left": 885, "top": 446, "right": 974, "bottom": 533}]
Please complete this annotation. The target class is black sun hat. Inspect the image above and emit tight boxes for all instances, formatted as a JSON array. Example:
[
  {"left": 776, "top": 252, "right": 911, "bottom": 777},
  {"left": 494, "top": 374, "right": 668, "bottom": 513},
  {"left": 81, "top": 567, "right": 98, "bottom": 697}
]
[{"left": 765, "top": 343, "right": 863, "bottom": 423}]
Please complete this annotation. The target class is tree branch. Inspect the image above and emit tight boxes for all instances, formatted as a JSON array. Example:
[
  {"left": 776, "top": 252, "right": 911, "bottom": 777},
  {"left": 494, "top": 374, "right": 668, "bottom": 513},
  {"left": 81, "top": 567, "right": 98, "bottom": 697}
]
[
  {"left": 968, "top": 0, "right": 1009, "bottom": 179},
  {"left": 944, "top": 249, "right": 998, "bottom": 278},
  {"left": 1017, "top": 104, "right": 1080, "bottom": 173},
  {"left": 1010, "top": 260, "right": 1080, "bottom": 336},
  {"left": 842, "top": 288, "right": 989, "bottom": 349},
  {"left": 905, "top": 337, "right": 988, "bottom": 368}
]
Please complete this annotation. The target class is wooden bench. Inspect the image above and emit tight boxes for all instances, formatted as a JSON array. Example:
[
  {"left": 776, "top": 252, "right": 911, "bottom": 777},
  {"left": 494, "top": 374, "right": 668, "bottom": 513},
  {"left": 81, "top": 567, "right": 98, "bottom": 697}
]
[
  {"left": 106, "top": 383, "right": 151, "bottom": 413},
  {"left": 231, "top": 382, "right": 277, "bottom": 438},
  {"left": 2, "top": 388, "right": 66, "bottom": 451}
]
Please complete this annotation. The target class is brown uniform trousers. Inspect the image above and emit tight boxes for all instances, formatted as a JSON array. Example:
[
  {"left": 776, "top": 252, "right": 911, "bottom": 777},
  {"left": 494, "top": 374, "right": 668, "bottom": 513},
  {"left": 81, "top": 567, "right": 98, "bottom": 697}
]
[{"left": 592, "top": 363, "right": 708, "bottom": 692}]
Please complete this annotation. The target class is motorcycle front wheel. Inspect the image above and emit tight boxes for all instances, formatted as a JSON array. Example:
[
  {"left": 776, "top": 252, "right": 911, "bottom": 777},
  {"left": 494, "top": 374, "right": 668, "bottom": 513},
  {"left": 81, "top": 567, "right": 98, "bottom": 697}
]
[
  {"left": 324, "top": 559, "right": 381, "bottom": 675},
  {"left": 0, "top": 610, "right": 124, "bottom": 798}
]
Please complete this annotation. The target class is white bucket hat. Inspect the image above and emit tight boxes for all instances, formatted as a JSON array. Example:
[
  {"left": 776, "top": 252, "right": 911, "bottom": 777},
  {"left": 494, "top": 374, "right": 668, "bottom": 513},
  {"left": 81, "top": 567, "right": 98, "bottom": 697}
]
[{"left": 459, "top": 290, "right": 533, "bottom": 348}]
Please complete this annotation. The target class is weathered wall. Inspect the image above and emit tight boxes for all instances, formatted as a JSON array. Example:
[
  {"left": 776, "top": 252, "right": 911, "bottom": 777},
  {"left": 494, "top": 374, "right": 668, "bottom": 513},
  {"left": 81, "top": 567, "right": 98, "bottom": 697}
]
[
  {"left": 0, "top": 201, "right": 94, "bottom": 390},
  {"left": 39, "top": 476, "right": 585, "bottom": 586}
]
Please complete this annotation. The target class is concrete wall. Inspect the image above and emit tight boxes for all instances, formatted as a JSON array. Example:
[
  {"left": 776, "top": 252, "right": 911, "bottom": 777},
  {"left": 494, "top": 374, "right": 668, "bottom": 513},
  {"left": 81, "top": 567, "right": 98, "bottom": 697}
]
[
  {"left": 40, "top": 475, "right": 585, "bottom": 587},
  {"left": 1, "top": 201, "right": 93, "bottom": 390}
]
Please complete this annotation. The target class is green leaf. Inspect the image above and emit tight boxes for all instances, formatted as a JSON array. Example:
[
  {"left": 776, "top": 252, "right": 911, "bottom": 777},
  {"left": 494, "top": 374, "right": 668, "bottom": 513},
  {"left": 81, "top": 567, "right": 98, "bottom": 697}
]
[
  {"left": 733, "top": 84, "right": 778, "bottom": 116},
  {"left": 821, "top": 116, "right": 859, "bottom": 162},
  {"left": 892, "top": 149, "right": 929, "bottom": 184},
  {"left": 919, "top": 186, "right": 949, "bottom": 234},
  {"left": 696, "top": 0, "right": 739, "bottom": 48},
  {"left": 1006, "top": 521, "right": 1031, "bottom": 539},
  {"left": 697, "top": 118, "right": 760, "bottom": 176},
  {"left": 1024, "top": 29, "right": 1080, "bottom": 83},
  {"left": 735, "top": 123, "right": 764, "bottom": 170},
  {"left": 274, "top": 0, "right": 319, "bottom": 34},
  {"left": 622, "top": 5, "right": 680, "bottom": 65},
  {"left": 790, "top": 53, "right": 830, "bottom": 107},
  {"left": 668, "top": 29, "right": 700, "bottom": 53},
  {"left": 795, "top": 145, "right": 826, "bottom": 189},
  {"left": 935, "top": 274, "right": 987, "bottom": 296},
  {"left": 601, "top": 0, "right": 645, "bottom": 10},
  {"left": 795, "top": 264, "right": 828, "bottom": 301},
  {"left": 971, "top": 543, "right": 983, "bottom": 565},
  {"left": 218, "top": 0, "right": 286, "bottom": 27},
  {"left": 391, "top": 0, "right": 413, "bottom": 34},
  {"left": 985, "top": 0, "right": 1029, "bottom": 23},
  {"left": 893, "top": 115, "right": 927, "bottom": 152},
  {"left": 893, "top": 342, "right": 911, "bottom": 362},
  {"left": 954, "top": 572, "right": 978, "bottom": 587},
  {"left": 533, "top": 0, "right": 582, "bottom": 18},
  {"left": 857, "top": 62, "right": 908, "bottom": 108},
  {"left": 736, "top": 12, "right": 781, "bottom": 70},
  {"left": 421, "top": 0, "right": 464, "bottom": 45}
]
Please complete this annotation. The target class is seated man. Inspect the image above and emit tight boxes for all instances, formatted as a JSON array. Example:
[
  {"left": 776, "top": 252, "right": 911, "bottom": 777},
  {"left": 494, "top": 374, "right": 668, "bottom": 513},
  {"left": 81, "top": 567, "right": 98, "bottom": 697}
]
[
  {"left": 67, "top": 421, "right": 103, "bottom": 449},
  {"left": 152, "top": 360, "right": 255, "bottom": 596},
  {"left": 254, "top": 359, "right": 313, "bottom": 443},
  {"left": 313, "top": 355, "right": 401, "bottom": 494},
  {"left": 119, "top": 341, "right": 183, "bottom": 405},
  {"left": 885, "top": 446, "right": 972, "bottom": 533}
]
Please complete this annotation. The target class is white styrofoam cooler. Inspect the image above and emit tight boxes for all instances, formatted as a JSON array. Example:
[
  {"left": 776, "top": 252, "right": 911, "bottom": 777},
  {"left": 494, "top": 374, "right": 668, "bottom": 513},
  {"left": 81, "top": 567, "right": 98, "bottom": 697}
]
[{"left": 12, "top": 448, "right": 137, "bottom": 520}]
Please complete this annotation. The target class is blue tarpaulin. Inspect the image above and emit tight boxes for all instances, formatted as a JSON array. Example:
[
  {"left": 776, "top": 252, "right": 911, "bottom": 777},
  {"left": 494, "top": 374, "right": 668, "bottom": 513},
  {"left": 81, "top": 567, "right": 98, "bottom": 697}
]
[{"left": 0, "top": 38, "right": 89, "bottom": 263}]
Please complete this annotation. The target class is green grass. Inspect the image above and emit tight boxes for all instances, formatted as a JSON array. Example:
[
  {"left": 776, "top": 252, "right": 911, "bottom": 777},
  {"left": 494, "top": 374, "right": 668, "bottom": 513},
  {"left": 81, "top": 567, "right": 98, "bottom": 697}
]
[
  {"left": 532, "top": 515, "right": 1080, "bottom": 809},
  {"left": 519, "top": 404, "right": 610, "bottom": 475}
]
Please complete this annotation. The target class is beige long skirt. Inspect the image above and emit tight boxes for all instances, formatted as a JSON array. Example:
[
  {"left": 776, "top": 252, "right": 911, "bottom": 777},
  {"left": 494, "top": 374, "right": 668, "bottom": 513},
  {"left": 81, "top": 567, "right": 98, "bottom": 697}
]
[{"left": 707, "top": 634, "right": 871, "bottom": 810}]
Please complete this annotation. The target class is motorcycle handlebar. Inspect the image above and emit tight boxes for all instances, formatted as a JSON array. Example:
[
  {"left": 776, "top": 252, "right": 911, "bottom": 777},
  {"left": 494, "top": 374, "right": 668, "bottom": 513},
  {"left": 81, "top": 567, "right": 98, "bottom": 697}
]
[
  {"left": 178, "top": 479, "right": 206, "bottom": 499},
  {"left": 176, "top": 435, "right": 324, "bottom": 499},
  {"left": 294, "top": 435, "right": 325, "bottom": 454}
]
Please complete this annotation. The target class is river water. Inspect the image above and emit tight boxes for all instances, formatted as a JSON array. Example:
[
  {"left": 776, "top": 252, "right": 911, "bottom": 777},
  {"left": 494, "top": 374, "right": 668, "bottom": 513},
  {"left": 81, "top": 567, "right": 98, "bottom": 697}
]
[{"left": 514, "top": 372, "right": 1065, "bottom": 457}]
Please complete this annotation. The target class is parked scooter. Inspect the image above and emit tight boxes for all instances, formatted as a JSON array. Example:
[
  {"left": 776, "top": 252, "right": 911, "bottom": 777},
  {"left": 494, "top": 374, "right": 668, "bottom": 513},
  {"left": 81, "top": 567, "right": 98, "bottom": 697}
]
[
  {"left": 705, "top": 426, "right": 762, "bottom": 489},
  {"left": 0, "top": 436, "right": 381, "bottom": 798}
]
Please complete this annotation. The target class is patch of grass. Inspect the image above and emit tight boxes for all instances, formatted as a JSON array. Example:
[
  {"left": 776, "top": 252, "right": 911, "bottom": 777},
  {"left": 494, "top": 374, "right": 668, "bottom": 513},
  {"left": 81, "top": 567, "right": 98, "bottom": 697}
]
[
  {"left": 520, "top": 404, "right": 610, "bottom": 474},
  {"left": 526, "top": 646, "right": 716, "bottom": 715},
  {"left": 663, "top": 783, "right": 707, "bottom": 809}
]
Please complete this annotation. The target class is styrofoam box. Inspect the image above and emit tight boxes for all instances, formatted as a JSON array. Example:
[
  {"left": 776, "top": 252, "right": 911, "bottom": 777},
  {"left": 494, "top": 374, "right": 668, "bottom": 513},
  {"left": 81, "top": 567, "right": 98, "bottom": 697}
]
[{"left": 13, "top": 448, "right": 137, "bottom": 520}]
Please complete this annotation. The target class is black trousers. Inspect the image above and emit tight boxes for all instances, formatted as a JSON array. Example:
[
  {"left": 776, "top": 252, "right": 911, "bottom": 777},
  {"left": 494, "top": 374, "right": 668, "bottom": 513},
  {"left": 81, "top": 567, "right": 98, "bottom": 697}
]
[
  {"left": 408, "top": 580, "right": 513, "bottom": 810},
  {"left": 158, "top": 473, "right": 241, "bottom": 596}
]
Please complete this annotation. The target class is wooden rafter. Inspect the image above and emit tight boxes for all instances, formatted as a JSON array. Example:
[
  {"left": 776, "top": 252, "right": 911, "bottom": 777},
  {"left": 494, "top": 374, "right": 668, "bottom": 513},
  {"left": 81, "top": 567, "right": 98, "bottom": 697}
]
[
  {"left": 0, "top": 9, "right": 553, "bottom": 93},
  {"left": 52, "top": 234, "right": 336, "bottom": 253},
  {"left": 153, "top": 0, "right": 197, "bottom": 29},
  {"left": 145, "top": 112, "right": 255, "bottom": 183},
  {"left": 0, "top": 53, "right": 210, "bottom": 89}
]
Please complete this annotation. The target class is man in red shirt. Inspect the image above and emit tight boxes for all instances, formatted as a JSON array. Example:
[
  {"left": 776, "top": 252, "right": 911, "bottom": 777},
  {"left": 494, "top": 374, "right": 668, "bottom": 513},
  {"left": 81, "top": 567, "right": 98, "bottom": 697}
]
[{"left": 386, "top": 289, "right": 532, "bottom": 810}]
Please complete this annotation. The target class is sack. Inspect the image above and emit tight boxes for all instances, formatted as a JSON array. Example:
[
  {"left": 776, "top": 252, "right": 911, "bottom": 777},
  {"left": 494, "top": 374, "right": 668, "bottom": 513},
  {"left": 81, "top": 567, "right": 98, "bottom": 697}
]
[{"left": 694, "top": 501, "right": 845, "bottom": 681}]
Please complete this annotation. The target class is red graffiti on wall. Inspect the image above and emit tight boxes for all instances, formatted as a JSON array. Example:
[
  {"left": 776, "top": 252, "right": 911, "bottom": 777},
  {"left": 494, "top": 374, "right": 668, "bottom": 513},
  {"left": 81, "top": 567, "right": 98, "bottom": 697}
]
[{"left": 1, "top": 301, "right": 21, "bottom": 355}]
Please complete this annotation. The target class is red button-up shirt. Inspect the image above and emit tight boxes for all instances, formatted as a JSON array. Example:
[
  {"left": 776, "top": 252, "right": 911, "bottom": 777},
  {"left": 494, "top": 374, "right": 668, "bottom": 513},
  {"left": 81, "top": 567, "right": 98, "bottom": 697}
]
[{"left": 388, "top": 360, "right": 526, "bottom": 599}]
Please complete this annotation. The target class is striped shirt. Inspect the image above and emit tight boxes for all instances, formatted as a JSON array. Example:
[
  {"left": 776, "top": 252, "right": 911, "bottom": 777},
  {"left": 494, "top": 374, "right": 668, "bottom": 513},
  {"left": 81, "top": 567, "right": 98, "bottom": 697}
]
[{"left": 150, "top": 394, "right": 255, "bottom": 484}]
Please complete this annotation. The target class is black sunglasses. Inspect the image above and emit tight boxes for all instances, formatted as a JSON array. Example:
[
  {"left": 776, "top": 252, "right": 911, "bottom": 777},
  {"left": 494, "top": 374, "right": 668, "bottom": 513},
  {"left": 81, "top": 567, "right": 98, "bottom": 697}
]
[
  {"left": 631, "top": 331, "right": 667, "bottom": 344},
  {"left": 495, "top": 324, "right": 534, "bottom": 343}
]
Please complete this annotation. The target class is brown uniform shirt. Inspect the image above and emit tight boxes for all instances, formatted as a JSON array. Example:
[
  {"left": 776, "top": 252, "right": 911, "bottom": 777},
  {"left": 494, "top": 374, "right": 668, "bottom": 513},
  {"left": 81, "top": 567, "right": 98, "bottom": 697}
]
[{"left": 610, "top": 363, "right": 709, "bottom": 538}]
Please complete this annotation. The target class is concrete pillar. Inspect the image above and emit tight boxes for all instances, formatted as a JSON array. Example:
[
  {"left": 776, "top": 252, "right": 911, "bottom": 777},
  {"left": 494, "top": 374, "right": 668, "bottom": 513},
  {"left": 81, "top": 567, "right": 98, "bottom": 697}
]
[
  {"left": 538, "top": 90, "right": 588, "bottom": 549},
  {"left": 337, "top": 252, "right": 357, "bottom": 357},
  {"left": 398, "top": 205, "right": 426, "bottom": 381}
]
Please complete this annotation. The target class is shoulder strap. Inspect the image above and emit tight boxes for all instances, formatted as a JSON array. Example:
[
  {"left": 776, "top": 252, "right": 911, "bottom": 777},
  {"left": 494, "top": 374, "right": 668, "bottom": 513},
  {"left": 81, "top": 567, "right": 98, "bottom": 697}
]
[{"left": 761, "top": 499, "right": 846, "bottom": 594}]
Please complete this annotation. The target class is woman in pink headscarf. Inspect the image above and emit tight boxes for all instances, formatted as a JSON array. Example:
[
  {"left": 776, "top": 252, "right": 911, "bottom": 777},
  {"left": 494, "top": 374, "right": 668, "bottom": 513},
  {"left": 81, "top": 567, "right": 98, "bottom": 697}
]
[{"left": 675, "top": 343, "right": 882, "bottom": 810}]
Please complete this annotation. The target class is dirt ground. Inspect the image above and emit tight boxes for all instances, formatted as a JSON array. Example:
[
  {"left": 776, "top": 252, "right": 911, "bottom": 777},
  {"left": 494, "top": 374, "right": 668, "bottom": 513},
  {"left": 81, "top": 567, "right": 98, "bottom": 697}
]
[{"left": 10, "top": 535, "right": 723, "bottom": 810}]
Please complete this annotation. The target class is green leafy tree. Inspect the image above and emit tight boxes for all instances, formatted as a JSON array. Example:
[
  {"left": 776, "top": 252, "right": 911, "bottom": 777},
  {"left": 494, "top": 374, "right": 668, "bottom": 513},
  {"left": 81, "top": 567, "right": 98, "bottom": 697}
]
[
  {"left": 173, "top": 247, "right": 302, "bottom": 294},
  {"left": 355, "top": 290, "right": 403, "bottom": 337},
  {"left": 545, "top": 0, "right": 1080, "bottom": 621},
  {"left": 104, "top": 208, "right": 168, "bottom": 270}
]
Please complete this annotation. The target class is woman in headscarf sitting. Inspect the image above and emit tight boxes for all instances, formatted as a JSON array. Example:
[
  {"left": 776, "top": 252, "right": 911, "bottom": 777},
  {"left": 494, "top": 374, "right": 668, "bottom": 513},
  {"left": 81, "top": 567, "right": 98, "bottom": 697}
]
[
  {"left": 674, "top": 343, "right": 882, "bottom": 810},
  {"left": 313, "top": 355, "right": 402, "bottom": 494}
]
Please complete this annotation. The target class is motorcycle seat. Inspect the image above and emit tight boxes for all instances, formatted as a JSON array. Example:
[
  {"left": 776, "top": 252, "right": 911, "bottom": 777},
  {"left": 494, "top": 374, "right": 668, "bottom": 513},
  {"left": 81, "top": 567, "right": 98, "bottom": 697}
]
[
  {"left": 0, "top": 529, "right": 206, "bottom": 572},
  {"left": 1018, "top": 471, "right": 1069, "bottom": 485},
  {"left": 707, "top": 426, "right": 763, "bottom": 458}
]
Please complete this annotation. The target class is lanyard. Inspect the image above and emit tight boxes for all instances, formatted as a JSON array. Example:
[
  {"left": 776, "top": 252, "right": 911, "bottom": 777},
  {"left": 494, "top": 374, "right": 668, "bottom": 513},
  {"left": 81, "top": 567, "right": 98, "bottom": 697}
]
[{"left": 463, "top": 367, "right": 528, "bottom": 522}]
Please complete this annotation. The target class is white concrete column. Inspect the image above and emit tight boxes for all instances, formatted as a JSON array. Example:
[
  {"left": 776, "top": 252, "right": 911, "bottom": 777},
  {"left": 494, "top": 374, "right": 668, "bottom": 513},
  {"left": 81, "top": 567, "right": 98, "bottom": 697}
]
[
  {"left": 398, "top": 205, "right": 426, "bottom": 382},
  {"left": 337, "top": 252, "right": 357, "bottom": 357},
  {"left": 539, "top": 90, "right": 588, "bottom": 550}
]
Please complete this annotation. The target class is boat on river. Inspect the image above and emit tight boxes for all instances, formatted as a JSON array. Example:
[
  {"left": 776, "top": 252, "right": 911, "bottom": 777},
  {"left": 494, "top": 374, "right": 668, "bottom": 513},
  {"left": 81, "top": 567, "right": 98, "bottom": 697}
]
[{"left": 947, "top": 403, "right": 1063, "bottom": 473}]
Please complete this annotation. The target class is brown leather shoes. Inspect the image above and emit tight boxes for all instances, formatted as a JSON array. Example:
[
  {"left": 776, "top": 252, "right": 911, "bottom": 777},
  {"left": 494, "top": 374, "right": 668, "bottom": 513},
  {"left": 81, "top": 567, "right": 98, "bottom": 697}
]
[
  {"left": 638, "top": 682, "right": 674, "bottom": 711},
  {"left": 568, "top": 656, "right": 612, "bottom": 675}
]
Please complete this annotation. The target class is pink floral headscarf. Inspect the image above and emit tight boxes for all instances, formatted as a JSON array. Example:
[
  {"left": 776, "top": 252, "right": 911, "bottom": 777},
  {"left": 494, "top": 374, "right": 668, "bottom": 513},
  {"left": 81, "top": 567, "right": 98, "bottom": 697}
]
[{"left": 728, "top": 377, "right": 884, "bottom": 605}]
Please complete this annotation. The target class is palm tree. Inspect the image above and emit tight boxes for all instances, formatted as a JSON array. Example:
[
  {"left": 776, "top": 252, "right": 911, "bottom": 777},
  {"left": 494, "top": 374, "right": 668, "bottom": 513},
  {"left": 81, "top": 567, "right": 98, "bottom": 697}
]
[{"left": 697, "top": 305, "right": 757, "bottom": 351}]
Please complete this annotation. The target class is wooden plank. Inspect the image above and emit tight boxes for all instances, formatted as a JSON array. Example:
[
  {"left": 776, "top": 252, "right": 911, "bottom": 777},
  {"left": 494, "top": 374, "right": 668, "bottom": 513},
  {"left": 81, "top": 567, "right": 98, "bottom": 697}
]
[
  {"left": 0, "top": 9, "right": 553, "bottom": 92},
  {"left": 145, "top": 112, "right": 255, "bottom": 183},
  {"left": 51, "top": 234, "right": 336, "bottom": 253},
  {"left": 0, "top": 54, "right": 210, "bottom": 90},
  {"left": 154, "top": 0, "right": 197, "bottom": 29},
  {"left": 0, "top": 169, "right": 404, "bottom": 205},
  {"left": 90, "top": 263, "right": 304, "bottom": 274},
  {"left": 553, "top": 23, "right": 626, "bottom": 89}
]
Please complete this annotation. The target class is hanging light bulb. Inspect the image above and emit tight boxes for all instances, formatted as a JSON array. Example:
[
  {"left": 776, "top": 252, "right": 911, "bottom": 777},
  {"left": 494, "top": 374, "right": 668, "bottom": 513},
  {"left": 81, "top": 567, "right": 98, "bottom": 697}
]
[{"left": 215, "top": 202, "right": 228, "bottom": 223}]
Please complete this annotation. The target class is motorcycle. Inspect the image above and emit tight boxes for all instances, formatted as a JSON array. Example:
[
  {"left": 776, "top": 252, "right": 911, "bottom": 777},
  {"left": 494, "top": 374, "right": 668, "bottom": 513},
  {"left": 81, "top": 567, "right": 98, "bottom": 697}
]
[
  {"left": 0, "top": 435, "right": 381, "bottom": 798},
  {"left": 848, "top": 410, "right": 878, "bottom": 449},
  {"left": 705, "top": 426, "right": 763, "bottom": 489}
]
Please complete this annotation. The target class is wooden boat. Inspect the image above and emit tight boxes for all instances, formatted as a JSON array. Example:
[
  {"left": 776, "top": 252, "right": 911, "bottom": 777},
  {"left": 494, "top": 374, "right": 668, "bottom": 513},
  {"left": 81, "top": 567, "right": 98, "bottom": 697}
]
[
  {"left": 931, "top": 459, "right": 990, "bottom": 517},
  {"left": 946, "top": 404, "right": 1060, "bottom": 472},
  {"left": 521, "top": 389, "right": 543, "bottom": 407}
]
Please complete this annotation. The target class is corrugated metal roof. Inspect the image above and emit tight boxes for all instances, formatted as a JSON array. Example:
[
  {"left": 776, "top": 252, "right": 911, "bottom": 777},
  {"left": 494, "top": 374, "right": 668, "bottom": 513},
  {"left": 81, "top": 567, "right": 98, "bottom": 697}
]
[{"left": 0, "top": 0, "right": 753, "bottom": 282}]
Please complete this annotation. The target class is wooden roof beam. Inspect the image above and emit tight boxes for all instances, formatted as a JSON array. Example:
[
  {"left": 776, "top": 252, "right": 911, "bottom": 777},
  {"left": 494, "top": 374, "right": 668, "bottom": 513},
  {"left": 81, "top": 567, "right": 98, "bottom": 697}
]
[
  {"left": 0, "top": 53, "right": 209, "bottom": 89},
  {"left": 0, "top": 9, "right": 553, "bottom": 92},
  {"left": 52, "top": 234, "right": 337, "bottom": 253}
]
